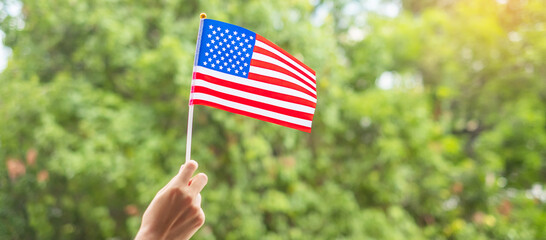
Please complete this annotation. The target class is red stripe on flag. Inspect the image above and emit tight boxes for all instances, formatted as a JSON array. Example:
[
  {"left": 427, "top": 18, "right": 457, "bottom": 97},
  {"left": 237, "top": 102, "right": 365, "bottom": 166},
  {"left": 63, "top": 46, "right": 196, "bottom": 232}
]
[
  {"left": 246, "top": 72, "right": 316, "bottom": 100},
  {"left": 192, "top": 86, "right": 314, "bottom": 120},
  {"left": 255, "top": 34, "right": 316, "bottom": 79},
  {"left": 253, "top": 46, "right": 316, "bottom": 88},
  {"left": 192, "top": 99, "right": 312, "bottom": 132},
  {"left": 194, "top": 72, "right": 316, "bottom": 108},
  {"left": 250, "top": 59, "right": 316, "bottom": 93}
]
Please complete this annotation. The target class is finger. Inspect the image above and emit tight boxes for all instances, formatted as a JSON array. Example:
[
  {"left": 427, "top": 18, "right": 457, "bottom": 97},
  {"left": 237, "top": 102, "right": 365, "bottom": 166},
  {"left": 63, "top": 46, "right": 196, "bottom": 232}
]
[
  {"left": 195, "top": 208, "right": 206, "bottom": 227},
  {"left": 189, "top": 173, "right": 208, "bottom": 195},
  {"left": 194, "top": 193, "right": 202, "bottom": 207},
  {"left": 173, "top": 160, "right": 198, "bottom": 188}
]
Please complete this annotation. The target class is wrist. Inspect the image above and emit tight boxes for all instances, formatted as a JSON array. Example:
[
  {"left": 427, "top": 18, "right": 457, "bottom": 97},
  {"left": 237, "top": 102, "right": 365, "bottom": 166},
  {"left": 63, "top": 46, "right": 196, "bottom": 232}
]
[{"left": 135, "top": 227, "right": 164, "bottom": 240}]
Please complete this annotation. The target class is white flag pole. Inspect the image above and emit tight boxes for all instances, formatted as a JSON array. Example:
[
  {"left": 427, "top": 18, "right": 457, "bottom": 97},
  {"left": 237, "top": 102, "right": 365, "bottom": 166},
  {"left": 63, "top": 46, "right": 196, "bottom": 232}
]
[
  {"left": 185, "top": 104, "right": 195, "bottom": 163},
  {"left": 186, "top": 13, "right": 207, "bottom": 163}
]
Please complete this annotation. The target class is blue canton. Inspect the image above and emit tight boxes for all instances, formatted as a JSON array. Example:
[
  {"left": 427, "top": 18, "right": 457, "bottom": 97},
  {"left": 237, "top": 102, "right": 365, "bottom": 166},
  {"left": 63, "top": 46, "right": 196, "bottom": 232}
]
[{"left": 197, "top": 19, "right": 256, "bottom": 78}]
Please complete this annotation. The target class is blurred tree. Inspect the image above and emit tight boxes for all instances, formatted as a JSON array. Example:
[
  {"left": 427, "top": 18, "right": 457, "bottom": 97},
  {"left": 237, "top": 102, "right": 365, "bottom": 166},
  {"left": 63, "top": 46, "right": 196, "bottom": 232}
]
[
  {"left": 332, "top": 0, "right": 546, "bottom": 238},
  {"left": 1, "top": 0, "right": 545, "bottom": 239}
]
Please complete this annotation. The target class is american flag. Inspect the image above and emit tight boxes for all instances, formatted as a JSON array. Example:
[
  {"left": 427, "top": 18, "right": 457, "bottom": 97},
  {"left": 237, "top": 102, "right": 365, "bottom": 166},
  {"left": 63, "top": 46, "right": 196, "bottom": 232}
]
[{"left": 190, "top": 19, "right": 317, "bottom": 132}]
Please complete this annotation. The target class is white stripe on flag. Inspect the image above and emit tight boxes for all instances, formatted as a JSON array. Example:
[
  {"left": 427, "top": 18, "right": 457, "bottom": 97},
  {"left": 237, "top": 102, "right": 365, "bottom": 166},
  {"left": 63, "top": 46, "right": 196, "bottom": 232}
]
[
  {"left": 252, "top": 52, "right": 316, "bottom": 89},
  {"left": 192, "top": 79, "right": 315, "bottom": 114},
  {"left": 192, "top": 92, "right": 313, "bottom": 127},
  {"left": 249, "top": 66, "right": 317, "bottom": 96},
  {"left": 194, "top": 66, "right": 317, "bottom": 103},
  {"left": 255, "top": 40, "right": 316, "bottom": 82}
]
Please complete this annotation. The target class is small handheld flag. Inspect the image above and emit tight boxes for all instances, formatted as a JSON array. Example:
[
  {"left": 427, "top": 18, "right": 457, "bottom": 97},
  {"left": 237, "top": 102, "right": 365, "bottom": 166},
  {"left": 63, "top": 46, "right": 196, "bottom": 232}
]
[
  {"left": 190, "top": 18, "right": 317, "bottom": 132},
  {"left": 185, "top": 15, "right": 317, "bottom": 162}
]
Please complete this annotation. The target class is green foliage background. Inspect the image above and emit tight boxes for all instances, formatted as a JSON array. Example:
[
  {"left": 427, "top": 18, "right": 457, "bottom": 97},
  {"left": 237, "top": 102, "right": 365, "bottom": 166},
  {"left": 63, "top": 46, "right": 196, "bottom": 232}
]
[{"left": 1, "top": 0, "right": 545, "bottom": 239}]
